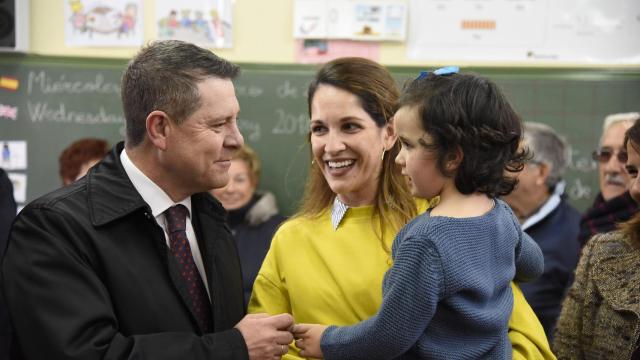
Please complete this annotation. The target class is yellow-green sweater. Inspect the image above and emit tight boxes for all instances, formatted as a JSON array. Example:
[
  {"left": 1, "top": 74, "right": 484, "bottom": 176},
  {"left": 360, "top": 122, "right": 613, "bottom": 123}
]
[{"left": 249, "top": 202, "right": 555, "bottom": 360}]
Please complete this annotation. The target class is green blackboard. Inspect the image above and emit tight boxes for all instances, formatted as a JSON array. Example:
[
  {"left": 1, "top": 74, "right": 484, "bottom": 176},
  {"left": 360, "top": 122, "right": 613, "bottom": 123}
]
[{"left": 1, "top": 54, "right": 639, "bottom": 215}]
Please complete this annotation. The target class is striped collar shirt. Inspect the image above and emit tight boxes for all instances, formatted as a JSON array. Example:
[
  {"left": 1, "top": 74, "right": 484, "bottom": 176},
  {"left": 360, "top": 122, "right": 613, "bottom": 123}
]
[{"left": 331, "top": 196, "right": 350, "bottom": 231}]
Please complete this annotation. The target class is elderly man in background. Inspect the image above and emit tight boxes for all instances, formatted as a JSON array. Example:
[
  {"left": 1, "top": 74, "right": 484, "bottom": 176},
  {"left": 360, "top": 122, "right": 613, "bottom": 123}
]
[
  {"left": 578, "top": 112, "right": 639, "bottom": 246},
  {"left": 504, "top": 122, "right": 581, "bottom": 342}
]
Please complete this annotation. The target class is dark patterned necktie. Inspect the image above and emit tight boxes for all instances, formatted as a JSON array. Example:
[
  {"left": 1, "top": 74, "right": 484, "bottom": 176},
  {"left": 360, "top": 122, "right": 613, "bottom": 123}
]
[{"left": 165, "top": 204, "right": 212, "bottom": 332}]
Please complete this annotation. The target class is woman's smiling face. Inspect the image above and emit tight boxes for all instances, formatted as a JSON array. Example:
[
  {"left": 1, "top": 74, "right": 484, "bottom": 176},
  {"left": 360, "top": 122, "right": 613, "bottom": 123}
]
[{"left": 309, "top": 84, "right": 395, "bottom": 207}]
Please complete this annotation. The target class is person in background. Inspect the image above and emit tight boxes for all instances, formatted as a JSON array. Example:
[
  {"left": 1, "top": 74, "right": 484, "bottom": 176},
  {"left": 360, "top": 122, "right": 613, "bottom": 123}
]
[
  {"left": 554, "top": 119, "right": 640, "bottom": 359},
  {"left": 59, "top": 138, "right": 110, "bottom": 186},
  {"left": 0, "top": 168, "right": 16, "bottom": 360},
  {"left": 249, "top": 57, "right": 555, "bottom": 360},
  {"left": 578, "top": 112, "right": 639, "bottom": 246},
  {"left": 2, "top": 40, "right": 292, "bottom": 360},
  {"left": 503, "top": 122, "right": 581, "bottom": 341},
  {"left": 210, "top": 144, "right": 286, "bottom": 309}
]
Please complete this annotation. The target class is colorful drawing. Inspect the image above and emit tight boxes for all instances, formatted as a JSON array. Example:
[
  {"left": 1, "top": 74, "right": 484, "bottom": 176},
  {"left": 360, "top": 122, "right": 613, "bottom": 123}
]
[
  {"left": 65, "top": 0, "right": 143, "bottom": 46},
  {"left": 156, "top": 0, "right": 233, "bottom": 48},
  {"left": 120, "top": 3, "right": 138, "bottom": 36},
  {"left": 2, "top": 143, "right": 10, "bottom": 163},
  {"left": 0, "top": 141, "right": 27, "bottom": 171}
]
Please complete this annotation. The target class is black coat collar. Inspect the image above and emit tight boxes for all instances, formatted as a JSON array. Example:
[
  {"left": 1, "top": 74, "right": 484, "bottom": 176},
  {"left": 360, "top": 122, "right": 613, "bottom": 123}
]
[
  {"left": 87, "top": 142, "right": 148, "bottom": 226},
  {"left": 86, "top": 142, "right": 228, "bottom": 227}
]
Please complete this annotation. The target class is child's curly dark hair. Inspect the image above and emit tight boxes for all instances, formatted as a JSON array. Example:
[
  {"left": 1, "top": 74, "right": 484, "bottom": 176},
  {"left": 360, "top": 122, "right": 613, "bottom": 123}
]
[{"left": 399, "top": 72, "right": 530, "bottom": 197}]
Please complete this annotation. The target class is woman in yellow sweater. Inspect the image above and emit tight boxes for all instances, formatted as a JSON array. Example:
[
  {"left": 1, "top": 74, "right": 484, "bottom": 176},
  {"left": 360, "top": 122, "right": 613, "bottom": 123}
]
[{"left": 249, "top": 57, "right": 555, "bottom": 359}]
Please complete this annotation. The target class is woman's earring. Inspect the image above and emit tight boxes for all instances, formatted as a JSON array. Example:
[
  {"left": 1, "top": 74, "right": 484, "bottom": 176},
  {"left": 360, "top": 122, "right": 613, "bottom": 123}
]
[
  {"left": 446, "top": 161, "right": 455, "bottom": 171},
  {"left": 381, "top": 149, "right": 386, "bottom": 161},
  {"left": 311, "top": 159, "right": 316, "bottom": 165}
]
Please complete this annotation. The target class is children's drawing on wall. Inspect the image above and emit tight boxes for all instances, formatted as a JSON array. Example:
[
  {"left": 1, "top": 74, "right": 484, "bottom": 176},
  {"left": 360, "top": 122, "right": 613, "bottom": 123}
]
[
  {"left": 65, "top": 0, "right": 144, "bottom": 47},
  {"left": 156, "top": 0, "right": 233, "bottom": 48},
  {"left": 0, "top": 141, "right": 27, "bottom": 171}
]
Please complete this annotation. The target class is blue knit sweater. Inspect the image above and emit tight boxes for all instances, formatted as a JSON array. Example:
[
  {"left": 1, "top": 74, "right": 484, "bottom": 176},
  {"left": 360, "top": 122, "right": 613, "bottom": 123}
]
[{"left": 321, "top": 199, "right": 544, "bottom": 359}]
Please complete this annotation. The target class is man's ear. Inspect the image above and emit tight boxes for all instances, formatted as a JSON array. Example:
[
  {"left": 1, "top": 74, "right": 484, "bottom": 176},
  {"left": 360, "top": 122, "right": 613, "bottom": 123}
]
[
  {"left": 146, "top": 110, "right": 171, "bottom": 151},
  {"left": 535, "top": 162, "right": 551, "bottom": 186}
]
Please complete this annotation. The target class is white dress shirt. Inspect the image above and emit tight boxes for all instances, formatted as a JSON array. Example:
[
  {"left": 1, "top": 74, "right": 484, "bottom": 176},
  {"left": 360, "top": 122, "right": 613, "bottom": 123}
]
[{"left": 120, "top": 149, "right": 210, "bottom": 298}]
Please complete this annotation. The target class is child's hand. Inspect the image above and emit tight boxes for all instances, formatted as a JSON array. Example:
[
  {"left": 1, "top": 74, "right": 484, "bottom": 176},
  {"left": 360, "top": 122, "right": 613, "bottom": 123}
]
[{"left": 291, "top": 323, "right": 328, "bottom": 359}]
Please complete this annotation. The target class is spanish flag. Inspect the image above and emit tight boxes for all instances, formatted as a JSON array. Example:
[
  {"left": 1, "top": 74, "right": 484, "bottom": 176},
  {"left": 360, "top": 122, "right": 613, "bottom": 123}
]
[{"left": 0, "top": 76, "right": 19, "bottom": 91}]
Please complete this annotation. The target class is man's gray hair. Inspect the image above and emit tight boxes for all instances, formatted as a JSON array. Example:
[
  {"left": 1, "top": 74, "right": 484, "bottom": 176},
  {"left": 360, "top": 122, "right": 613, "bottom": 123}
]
[
  {"left": 523, "top": 121, "right": 571, "bottom": 189},
  {"left": 600, "top": 112, "right": 639, "bottom": 146}
]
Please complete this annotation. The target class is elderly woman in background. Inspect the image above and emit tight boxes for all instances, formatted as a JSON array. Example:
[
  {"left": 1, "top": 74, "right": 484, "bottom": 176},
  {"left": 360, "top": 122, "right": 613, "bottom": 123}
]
[
  {"left": 211, "top": 144, "right": 286, "bottom": 309},
  {"left": 59, "top": 138, "right": 110, "bottom": 186},
  {"left": 249, "top": 57, "right": 555, "bottom": 359},
  {"left": 554, "top": 119, "right": 640, "bottom": 358}
]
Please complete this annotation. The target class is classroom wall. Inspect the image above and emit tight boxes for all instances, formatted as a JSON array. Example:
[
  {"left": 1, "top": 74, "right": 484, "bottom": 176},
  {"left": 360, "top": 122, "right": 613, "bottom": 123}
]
[
  {"left": 29, "top": 0, "right": 294, "bottom": 64},
  {"left": 3, "top": 1, "right": 638, "bottom": 215},
  {"left": 26, "top": 0, "right": 640, "bottom": 67}
]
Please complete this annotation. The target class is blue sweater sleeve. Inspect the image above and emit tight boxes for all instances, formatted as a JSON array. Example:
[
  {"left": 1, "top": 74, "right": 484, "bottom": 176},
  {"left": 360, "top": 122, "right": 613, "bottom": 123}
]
[
  {"left": 514, "top": 229, "right": 544, "bottom": 283},
  {"left": 320, "top": 235, "right": 443, "bottom": 360}
]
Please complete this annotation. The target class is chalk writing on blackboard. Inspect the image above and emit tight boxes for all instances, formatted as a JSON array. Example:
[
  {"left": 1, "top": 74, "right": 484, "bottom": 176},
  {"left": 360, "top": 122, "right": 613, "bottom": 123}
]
[
  {"left": 567, "top": 178, "right": 593, "bottom": 201},
  {"left": 238, "top": 118, "right": 261, "bottom": 142},
  {"left": 236, "top": 85, "right": 264, "bottom": 98},
  {"left": 27, "top": 71, "right": 120, "bottom": 95},
  {"left": 276, "top": 81, "right": 300, "bottom": 99},
  {"left": 276, "top": 80, "right": 309, "bottom": 99},
  {"left": 568, "top": 150, "right": 597, "bottom": 173},
  {"left": 272, "top": 109, "right": 308, "bottom": 136},
  {"left": 27, "top": 102, "right": 124, "bottom": 125}
]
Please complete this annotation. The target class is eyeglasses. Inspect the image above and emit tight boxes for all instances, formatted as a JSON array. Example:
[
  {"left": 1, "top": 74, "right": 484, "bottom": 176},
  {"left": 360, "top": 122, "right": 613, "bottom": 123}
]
[{"left": 592, "top": 148, "right": 628, "bottom": 163}]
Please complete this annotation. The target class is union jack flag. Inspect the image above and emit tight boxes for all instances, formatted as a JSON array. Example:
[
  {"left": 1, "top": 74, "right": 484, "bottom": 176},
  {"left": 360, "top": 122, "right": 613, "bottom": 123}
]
[{"left": 0, "top": 104, "right": 18, "bottom": 120}]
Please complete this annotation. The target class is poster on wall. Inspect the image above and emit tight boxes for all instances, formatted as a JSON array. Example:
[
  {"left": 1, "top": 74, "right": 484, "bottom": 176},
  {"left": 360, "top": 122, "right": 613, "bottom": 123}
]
[
  {"left": 0, "top": 141, "right": 27, "bottom": 171},
  {"left": 7, "top": 173, "right": 27, "bottom": 204},
  {"left": 406, "top": 0, "right": 640, "bottom": 64},
  {"left": 293, "top": 0, "right": 407, "bottom": 41},
  {"left": 295, "top": 39, "right": 380, "bottom": 63},
  {"left": 64, "top": 0, "right": 144, "bottom": 47},
  {"left": 155, "top": 0, "right": 234, "bottom": 48}
]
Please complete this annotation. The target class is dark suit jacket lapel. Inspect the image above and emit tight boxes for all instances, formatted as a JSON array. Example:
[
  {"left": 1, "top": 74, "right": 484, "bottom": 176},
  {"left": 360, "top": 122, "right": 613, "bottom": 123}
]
[{"left": 191, "top": 193, "right": 224, "bottom": 330}]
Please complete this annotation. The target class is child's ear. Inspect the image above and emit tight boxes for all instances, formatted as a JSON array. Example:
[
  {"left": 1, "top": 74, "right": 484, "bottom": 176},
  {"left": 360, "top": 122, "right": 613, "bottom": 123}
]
[
  {"left": 382, "top": 120, "right": 397, "bottom": 150},
  {"left": 446, "top": 146, "right": 464, "bottom": 172}
]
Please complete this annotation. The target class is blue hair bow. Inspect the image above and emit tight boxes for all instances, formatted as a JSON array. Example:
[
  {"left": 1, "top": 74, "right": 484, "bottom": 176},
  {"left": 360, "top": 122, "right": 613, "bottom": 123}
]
[{"left": 416, "top": 66, "right": 459, "bottom": 80}]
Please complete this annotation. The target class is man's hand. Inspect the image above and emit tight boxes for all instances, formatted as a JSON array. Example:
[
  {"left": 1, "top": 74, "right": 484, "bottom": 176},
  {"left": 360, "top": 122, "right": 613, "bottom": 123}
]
[
  {"left": 292, "top": 323, "right": 327, "bottom": 359},
  {"left": 235, "top": 313, "right": 294, "bottom": 360}
]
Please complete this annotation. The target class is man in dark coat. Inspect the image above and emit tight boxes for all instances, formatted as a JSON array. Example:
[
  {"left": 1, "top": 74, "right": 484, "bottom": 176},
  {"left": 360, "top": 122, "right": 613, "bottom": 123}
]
[
  {"left": 504, "top": 122, "right": 581, "bottom": 342},
  {"left": 0, "top": 168, "right": 16, "bottom": 360},
  {"left": 1, "top": 40, "right": 293, "bottom": 360}
]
